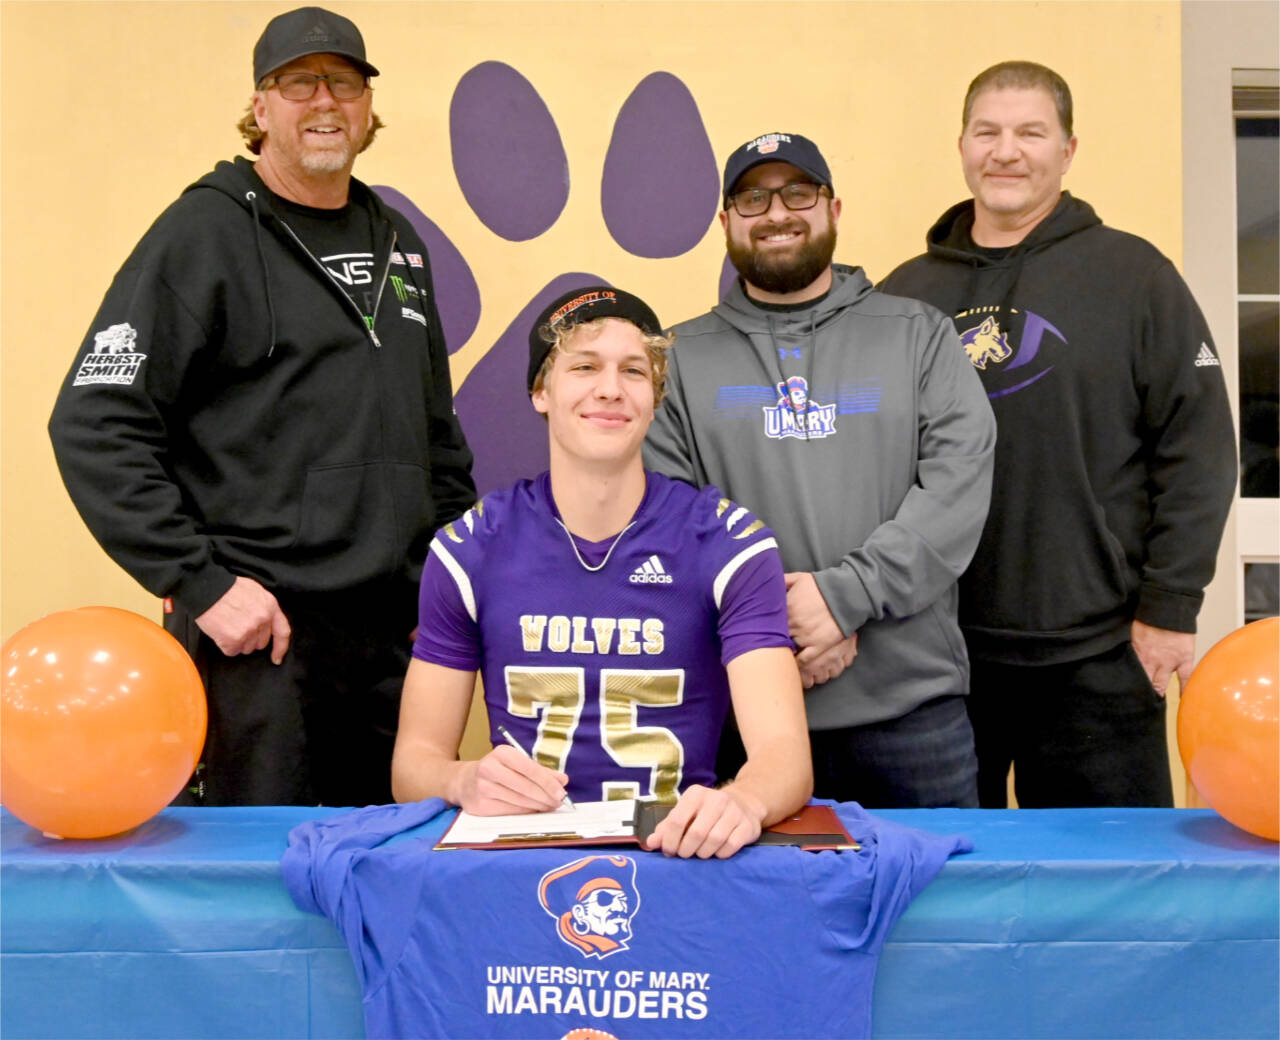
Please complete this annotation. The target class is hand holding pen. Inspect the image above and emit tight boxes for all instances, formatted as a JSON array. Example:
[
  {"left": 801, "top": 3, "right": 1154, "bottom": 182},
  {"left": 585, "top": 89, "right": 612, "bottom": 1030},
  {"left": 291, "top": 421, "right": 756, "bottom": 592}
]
[
  {"left": 460, "top": 730, "right": 571, "bottom": 816},
  {"left": 496, "top": 724, "right": 575, "bottom": 809}
]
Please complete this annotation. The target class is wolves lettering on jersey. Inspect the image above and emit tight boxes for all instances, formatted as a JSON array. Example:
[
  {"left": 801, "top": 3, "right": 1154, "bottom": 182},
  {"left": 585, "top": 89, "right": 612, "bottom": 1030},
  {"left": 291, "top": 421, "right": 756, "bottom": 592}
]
[
  {"left": 519, "top": 615, "right": 664, "bottom": 655},
  {"left": 422, "top": 471, "right": 787, "bottom": 803}
]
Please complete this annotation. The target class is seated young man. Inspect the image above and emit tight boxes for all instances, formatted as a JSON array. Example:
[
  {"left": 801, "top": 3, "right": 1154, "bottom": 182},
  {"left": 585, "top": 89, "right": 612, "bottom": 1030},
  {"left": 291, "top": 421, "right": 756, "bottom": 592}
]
[{"left": 391, "top": 286, "right": 812, "bottom": 858}]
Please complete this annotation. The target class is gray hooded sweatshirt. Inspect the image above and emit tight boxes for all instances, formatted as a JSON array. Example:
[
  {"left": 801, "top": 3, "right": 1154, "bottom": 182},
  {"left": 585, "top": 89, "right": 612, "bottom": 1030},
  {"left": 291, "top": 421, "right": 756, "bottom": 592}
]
[{"left": 644, "top": 265, "right": 996, "bottom": 728}]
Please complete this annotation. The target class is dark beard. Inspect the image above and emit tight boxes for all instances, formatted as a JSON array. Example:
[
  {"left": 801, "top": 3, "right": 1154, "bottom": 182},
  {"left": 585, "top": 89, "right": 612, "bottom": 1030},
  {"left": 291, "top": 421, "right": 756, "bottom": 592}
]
[{"left": 727, "top": 222, "right": 837, "bottom": 295}]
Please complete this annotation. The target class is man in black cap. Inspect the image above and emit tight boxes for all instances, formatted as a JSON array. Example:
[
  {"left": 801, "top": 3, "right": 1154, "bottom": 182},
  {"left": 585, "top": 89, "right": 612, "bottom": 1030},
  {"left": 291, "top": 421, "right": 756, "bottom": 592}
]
[
  {"left": 391, "top": 286, "right": 812, "bottom": 858},
  {"left": 645, "top": 133, "right": 997, "bottom": 808},
  {"left": 49, "top": 7, "right": 475, "bottom": 806}
]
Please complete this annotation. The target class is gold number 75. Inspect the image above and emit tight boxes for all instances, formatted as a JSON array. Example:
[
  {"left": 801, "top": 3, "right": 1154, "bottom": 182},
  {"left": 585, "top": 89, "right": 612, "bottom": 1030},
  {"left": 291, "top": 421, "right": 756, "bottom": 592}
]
[{"left": 503, "top": 665, "right": 686, "bottom": 803}]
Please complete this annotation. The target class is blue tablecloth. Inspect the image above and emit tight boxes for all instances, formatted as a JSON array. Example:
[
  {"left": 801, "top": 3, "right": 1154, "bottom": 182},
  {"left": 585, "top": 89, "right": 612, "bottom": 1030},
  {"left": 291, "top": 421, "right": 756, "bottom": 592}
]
[{"left": 3, "top": 807, "right": 1277, "bottom": 1039}]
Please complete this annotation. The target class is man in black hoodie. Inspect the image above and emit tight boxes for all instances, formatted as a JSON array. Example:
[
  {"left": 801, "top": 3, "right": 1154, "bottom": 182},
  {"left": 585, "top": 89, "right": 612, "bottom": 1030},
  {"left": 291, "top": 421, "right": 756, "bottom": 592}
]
[
  {"left": 881, "top": 61, "right": 1235, "bottom": 808},
  {"left": 48, "top": 8, "right": 475, "bottom": 806}
]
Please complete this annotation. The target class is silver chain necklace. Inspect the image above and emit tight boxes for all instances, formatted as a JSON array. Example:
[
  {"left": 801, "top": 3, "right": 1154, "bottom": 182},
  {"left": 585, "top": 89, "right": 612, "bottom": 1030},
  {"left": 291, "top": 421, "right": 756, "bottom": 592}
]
[{"left": 554, "top": 518, "right": 636, "bottom": 573}]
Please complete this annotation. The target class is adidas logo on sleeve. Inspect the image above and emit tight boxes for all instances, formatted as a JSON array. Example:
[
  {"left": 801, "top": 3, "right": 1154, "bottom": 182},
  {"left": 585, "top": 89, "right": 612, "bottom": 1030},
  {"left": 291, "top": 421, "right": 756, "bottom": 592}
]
[
  {"left": 630, "top": 555, "right": 673, "bottom": 584},
  {"left": 1194, "top": 342, "right": 1221, "bottom": 367}
]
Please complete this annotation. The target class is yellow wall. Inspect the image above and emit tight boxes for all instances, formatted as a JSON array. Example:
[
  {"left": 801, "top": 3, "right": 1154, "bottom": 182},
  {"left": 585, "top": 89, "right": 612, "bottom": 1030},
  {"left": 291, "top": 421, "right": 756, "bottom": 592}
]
[{"left": 1, "top": 1, "right": 1185, "bottom": 775}]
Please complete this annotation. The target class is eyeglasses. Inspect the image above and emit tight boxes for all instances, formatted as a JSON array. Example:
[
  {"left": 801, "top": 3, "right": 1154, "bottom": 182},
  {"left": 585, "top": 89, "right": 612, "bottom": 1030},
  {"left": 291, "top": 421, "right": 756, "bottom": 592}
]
[
  {"left": 726, "top": 182, "right": 826, "bottom": 217},
  {"left": 267, "top": 71, "right": 368, "bottom": 101}
]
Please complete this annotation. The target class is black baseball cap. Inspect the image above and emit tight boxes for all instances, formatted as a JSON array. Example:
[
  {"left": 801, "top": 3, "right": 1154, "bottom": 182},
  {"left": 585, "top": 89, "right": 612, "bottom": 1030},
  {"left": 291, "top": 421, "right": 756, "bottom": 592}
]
[
  {"left": 253, "top": 7, "right": 379, "bottom": 83},
  {"left": 527, "top": 286, "right": 662, "bottom": 392},
  {"left": 722, "top": 132, "right": 833, "bottom": 204}
]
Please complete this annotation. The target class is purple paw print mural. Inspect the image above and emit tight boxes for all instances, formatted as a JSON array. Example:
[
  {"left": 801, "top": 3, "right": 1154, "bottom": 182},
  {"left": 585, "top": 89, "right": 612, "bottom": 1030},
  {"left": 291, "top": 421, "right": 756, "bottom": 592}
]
[
  {"left": 602, "top": 73, "right": 719, "bottom": 259},
  {"left": 450, "top": 63, "right": 569, "bottom": 242},
  {"left": 374, "top": 62, "right": 719, "bottom": 498}
]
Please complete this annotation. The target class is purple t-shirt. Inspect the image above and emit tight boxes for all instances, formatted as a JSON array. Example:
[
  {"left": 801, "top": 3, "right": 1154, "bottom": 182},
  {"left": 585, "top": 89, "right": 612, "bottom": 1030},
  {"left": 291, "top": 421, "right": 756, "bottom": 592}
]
[{"left": 414, "top": 471, "right": 791, "bottom": 802}]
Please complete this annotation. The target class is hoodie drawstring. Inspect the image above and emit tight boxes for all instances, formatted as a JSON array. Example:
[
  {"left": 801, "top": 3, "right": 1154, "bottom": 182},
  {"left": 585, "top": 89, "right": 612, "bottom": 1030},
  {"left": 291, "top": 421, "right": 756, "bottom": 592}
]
[
  {"left": 958, "top": 257, "right": 983, "bottom": 319},
  {"left": 764, "top": 310, "right": 820, "bottom": 442},
  {"left": 995, "top": 247, "right": 1030, "bottom": 343},
  {"left": 245, "top": 190, "right": 279, "bottom": 357},
  {"left": 955, "top": 246, "right": 1029, "bottom": 345}
]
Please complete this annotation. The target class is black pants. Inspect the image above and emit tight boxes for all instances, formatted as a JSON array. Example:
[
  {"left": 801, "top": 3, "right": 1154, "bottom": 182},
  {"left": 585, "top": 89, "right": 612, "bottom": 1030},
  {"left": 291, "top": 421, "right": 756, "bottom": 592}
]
[
  {"left": 165, "top": 582, "right": 415, "bottom": 807},
  {"left": 966, "top": 641, "right": 1174, "bottom": 808},
  {"left": 718, "top": 694, "right": 979, "bottom": 809}
]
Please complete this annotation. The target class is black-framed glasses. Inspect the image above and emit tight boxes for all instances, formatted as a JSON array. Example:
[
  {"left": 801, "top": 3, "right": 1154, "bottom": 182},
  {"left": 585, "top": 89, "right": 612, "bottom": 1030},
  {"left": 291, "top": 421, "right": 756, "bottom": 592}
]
[
  {"left": 267, "top": 71, "right": 368, "bottom": 101},
  {"left": 726, "top": 182, "right": 826, "bottom": 217}
]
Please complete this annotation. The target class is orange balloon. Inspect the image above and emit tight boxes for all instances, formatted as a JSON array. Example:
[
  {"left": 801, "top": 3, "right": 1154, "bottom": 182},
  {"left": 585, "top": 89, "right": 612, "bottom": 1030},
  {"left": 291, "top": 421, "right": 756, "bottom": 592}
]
[
  {"left": 1177, "top": 617, "right": 1279, "bottom": 841},
  {"left": 1, "top": 607, "right": 207, "bottom": 839}
]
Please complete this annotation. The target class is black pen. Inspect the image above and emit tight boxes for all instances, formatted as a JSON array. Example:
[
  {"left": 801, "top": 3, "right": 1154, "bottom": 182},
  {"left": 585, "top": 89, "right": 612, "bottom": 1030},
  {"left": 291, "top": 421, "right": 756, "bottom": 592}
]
[{"left": 496, "top": 724, "right": 575, "bottom": 809}]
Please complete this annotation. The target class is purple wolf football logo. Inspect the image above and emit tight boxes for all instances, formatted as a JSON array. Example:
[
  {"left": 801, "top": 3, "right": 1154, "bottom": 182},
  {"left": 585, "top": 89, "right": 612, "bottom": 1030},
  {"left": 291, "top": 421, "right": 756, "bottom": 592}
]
[
  {"left": 960, "top": 315, "right": 1012, "bottom": 370},
  {"left": 538, "top": 855, "right": 640, "bottom": 959}
]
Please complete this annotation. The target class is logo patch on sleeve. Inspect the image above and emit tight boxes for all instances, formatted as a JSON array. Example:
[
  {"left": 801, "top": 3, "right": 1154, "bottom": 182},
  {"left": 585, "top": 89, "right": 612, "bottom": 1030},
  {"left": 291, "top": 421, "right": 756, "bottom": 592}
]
[
  {"left": 1194, "top": 342, "right": 1221, "bottom": 367},
  {"left": 72, "top": 323, "right": 147, "bottom": 386}
]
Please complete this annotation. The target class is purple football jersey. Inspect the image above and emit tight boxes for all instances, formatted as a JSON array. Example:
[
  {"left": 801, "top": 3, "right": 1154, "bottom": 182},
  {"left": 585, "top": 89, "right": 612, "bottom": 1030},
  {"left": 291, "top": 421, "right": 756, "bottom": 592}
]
[{"left": 414, "top": 471, "right": 790, "bottom": 802}]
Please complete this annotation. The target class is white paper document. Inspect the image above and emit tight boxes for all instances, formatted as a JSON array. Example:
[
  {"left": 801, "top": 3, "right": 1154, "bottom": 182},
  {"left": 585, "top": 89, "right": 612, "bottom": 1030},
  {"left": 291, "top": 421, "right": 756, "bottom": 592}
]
[{"left": 438, "top": 798, "right": 640, "bottom": 846}]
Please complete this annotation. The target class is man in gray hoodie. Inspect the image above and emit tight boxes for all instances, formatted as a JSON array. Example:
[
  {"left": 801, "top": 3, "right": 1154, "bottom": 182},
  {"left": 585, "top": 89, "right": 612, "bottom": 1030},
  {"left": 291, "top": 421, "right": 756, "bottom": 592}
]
[{"left": 644, "top": 133, "right": 996, "bottom": 807}]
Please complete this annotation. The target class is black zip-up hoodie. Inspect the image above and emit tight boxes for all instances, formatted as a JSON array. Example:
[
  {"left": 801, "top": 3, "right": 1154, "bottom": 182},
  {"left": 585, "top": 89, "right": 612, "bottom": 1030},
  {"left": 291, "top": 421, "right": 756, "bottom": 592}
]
[
  {"left": 50, "top": 157, "right": 475, "bottom": 617},
  {"left": 881, "top": 193, "right": 1235, "bottom": 665}
]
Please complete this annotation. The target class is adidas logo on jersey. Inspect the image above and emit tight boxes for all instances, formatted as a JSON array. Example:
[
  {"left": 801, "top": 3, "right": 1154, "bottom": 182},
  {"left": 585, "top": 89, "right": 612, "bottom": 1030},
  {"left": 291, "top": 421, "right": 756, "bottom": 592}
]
[
  {"left": 630, "top": 555, "right": 673, "bottom": 584},
  {"left": 1194, "top": 342, "right": 1220, "bottom": 368}
]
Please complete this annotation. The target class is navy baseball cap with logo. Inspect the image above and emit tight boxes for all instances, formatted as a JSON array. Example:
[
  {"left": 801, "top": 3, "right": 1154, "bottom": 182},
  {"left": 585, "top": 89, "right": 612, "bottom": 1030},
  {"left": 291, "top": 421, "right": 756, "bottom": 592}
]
[
  {"left": 253, "top": 6, "right": 379, "bottom": 82},
  {"left": 527, "top": 286, "right": 662, "bottom": 392},
  {"left": 722, "top": 132, "right": 833, "bottom": 205}
]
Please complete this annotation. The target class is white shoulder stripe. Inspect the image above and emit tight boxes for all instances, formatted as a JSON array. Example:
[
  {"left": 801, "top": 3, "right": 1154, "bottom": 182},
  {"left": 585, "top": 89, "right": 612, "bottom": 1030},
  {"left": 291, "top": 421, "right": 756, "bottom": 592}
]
[
  {"left": 430, "top": 538, "right": 477, "bottom": 622},
  {"left": 713, "top": 537, "right": 778, "bottom": 609}
]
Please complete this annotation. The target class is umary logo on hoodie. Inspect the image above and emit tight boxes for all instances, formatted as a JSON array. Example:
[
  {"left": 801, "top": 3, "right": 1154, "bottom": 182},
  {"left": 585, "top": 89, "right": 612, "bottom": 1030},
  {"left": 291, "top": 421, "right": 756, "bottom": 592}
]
[{"left": 762, "top": 376, "right": 837, "bottom": 440}]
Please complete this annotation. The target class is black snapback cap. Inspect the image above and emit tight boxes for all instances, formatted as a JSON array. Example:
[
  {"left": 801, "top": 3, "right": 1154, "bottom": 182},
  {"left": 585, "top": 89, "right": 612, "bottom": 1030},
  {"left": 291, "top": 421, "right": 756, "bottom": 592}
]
[{"left": 253, "top": 7, "right": 379, "bottom": 82}]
